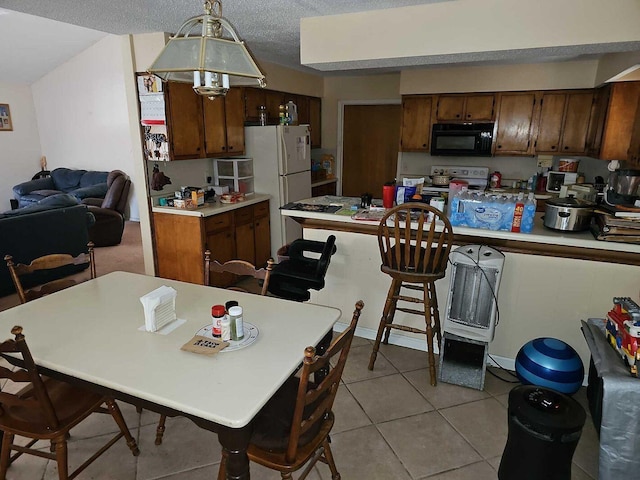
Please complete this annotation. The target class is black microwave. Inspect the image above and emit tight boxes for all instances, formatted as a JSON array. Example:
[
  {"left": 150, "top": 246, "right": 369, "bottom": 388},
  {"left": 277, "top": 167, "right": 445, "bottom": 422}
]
[{"left": 431, "top": 123, "right": 494, "bottom": 156}]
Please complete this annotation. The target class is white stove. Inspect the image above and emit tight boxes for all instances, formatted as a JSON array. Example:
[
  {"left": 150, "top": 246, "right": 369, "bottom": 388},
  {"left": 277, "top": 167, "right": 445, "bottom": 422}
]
[{"left": 423, "top": 165, "right": 489, "bottom": 194}]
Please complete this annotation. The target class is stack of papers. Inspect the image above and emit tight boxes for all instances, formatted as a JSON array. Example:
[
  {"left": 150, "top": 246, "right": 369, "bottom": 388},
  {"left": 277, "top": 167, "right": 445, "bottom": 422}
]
[{"left": 140, "top": 286, "right": 177, "bottom": 332}]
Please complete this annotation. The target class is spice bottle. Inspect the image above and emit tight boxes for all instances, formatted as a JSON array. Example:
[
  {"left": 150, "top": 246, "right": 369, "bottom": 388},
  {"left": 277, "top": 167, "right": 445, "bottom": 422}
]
[
  {"left": 221, "top": 314, "right": 231, "bottom": 342},
  {"left": 225, "top": 301, "right": 239, "bottom": 340},
  {"left": 211, "top": 305, "right": 225, "bottom": 338},
  {"left": 228, "top": 306, "right": 244, "bottom": 341}
]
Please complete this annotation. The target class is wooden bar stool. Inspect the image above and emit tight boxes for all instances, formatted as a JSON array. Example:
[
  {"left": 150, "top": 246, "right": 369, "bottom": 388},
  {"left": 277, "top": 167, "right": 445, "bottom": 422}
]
[{"left": 368, "top": 203, "right": 453, "bottom": 385}]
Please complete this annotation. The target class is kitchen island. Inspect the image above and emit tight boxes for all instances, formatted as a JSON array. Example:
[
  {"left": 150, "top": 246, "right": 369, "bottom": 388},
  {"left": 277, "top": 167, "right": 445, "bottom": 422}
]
[
  {"left": 282, "top": 196, "right": 640, "bottom": 372},
  {"left": 152, "top": 194, "right": 271, "bottom": 286}
]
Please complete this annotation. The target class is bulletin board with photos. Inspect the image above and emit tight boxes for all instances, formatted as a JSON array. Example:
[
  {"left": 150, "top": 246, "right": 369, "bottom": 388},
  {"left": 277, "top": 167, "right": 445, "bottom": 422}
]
[{"left": 0, "top": 104, "right": 12, "bottom": 131}]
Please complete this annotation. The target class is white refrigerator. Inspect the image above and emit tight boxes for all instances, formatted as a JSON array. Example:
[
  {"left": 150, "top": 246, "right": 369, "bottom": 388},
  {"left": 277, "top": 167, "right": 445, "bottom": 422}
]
[{"left": 246, "top": 125, "right": 311, "bottom": 258}]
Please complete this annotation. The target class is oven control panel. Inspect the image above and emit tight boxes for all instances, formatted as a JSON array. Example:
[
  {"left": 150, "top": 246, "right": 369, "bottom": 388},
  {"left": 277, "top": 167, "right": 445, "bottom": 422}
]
[{"left": 430, "top": 165, "right": 490, "bottom": 179}]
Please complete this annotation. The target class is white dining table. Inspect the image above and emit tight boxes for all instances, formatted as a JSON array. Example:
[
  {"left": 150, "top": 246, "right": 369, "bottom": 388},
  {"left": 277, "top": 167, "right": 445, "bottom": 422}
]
[{"left": 0, "top": 271, "right": 342, "bottom": 480}]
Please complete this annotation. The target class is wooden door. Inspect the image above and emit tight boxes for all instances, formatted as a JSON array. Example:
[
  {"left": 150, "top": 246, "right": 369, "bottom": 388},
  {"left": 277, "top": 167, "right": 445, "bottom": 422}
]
[
  {"left": 203, "top": 96, "right": 227, "bottom": 156},
  {"left": 253, "top": 201, "right": 271, "bottom": 268},
  {"left": 309, "top": 97, "right": 322, "bottom": 148},
  {"left": 600, "top": 82, "right": 640, "bottom": 160},
  {"left": 224, "top": 87, "right": 245, "bottom": 155},
  {"left": 586, "top": 84, "right": 611, "bottom": 157},
  {"left": 465, "top": 94, "right": 495, "bottom": 121},
  {"left": 342, "top": 104, "right": 401, "bottom": 199},
  {"left": 559, "top": 91, "right": 594, "bottom": 154},
  {"left": 206, "top": 229, "right": 235, "bottom": 287},
  {"left": 535, "top": 92, "right": 566, "bottom": 153},
  {"left": 165, "top": 82, "right": 204, "bottom": 159},
  {"left": 244, "top": 87, "right": 266, "bottom": 122},
  {"left": 436, "top": 95, "right": 465, "bottom": 121},
  {"left": 400, "top": 96, "right": 433, "bottom": 152},
  {"left": 628, "top": 96, "right": 640, "bottom": 165},
  {"left": 153, "top": 213, "right": 205, "bottom": 284},
  {"left": 265, "top": 90, "right": 285, "bottom": 123},
  {"left": 494, "top": 92, "right": 536, "bottom": 155}
]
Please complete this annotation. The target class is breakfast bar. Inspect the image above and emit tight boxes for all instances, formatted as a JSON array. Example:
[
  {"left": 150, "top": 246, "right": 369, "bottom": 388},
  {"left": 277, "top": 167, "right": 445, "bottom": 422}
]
[{"left": 282, "top": 197, "right": 640, "bottom": 370}]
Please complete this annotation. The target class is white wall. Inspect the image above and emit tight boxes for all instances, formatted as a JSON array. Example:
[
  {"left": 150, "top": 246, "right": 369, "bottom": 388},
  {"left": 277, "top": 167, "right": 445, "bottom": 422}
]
[
  {"left": 31, "top": 35, "right": 141, "bottom": 221},
  {"left": 0, "top": 83, "right": 42, "bottom": 211}
]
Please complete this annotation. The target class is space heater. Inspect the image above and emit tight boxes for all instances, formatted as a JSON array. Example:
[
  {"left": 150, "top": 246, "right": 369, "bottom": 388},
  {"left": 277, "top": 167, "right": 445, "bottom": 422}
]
[{"left": 439, "top": 245, "right": 505, "bottom": 390}]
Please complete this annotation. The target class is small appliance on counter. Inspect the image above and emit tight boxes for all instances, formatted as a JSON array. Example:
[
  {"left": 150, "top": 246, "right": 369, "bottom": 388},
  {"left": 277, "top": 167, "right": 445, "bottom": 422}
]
[
  {"left": 547, "top": 171, "right": 578, "bottom": 192},
  {"left": 605, "top": 169, "right": 640, "bottom": 206}
]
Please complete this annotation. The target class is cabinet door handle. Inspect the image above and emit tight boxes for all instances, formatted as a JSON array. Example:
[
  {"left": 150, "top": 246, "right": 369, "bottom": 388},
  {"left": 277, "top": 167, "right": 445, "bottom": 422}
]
[
  {"left": 228, "top": 145, "right": 234, "bottom": 150},
  {"left": 564, "top": 146, "right": 569, "bottom": 150},
  {"left": 497, "top": 145, "right": 502, "bottom": 149},
  {"left": 551, "top": 146, "right": 557, "bottom": 150}
]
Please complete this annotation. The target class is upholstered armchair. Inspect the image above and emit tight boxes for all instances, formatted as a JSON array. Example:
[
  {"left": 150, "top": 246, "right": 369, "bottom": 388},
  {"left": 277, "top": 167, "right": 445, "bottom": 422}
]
[{"left": 82, "top": 170, "right": 131, "bottom": 247}]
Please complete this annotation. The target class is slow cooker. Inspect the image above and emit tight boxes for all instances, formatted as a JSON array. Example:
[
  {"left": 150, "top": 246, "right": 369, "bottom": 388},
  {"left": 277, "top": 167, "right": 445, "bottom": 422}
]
[{"left": 543, "top": 197, "right": 595, "bottom": 232}]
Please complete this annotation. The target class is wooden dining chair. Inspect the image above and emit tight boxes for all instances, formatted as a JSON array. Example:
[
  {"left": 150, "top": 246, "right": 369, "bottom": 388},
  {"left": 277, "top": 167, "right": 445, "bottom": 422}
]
[
  {"left": 217, "top": 300, "right": 364, "bottom": 480},
  {"left": 153, "top": 251, "right": 276, "bottom": 446},
  {"left": 204, "top": 249, "right": 275, "bottom": 295},
  {"left": 0, "top": 325, "right": 139, "bottom": 480},
  {"left": 4, "top": 242, "right": 96, "bottom": 304}
]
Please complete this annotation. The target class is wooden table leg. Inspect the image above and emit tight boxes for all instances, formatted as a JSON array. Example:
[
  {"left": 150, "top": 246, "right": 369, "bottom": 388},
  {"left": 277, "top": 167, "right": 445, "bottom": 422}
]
[{"left": 217, "top": 425, "right": 252, "bottom": 480}]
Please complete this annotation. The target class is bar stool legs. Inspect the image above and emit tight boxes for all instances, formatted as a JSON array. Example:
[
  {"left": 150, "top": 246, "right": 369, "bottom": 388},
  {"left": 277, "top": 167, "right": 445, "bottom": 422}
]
[{"left": 368, "top": 279, "right": 442, "bottom": 386}]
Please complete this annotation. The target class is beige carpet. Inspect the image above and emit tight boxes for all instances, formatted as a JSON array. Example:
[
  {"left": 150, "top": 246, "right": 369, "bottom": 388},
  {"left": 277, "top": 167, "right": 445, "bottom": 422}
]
[{"left": 0, "top": 221, "right": 144, "bottom": 312}]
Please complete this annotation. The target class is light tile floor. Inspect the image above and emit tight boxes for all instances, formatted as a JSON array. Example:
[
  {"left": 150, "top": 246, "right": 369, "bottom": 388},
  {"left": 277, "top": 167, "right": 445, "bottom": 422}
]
[{"left": 5, "top": 336, "right": 599, "bottom": 480}]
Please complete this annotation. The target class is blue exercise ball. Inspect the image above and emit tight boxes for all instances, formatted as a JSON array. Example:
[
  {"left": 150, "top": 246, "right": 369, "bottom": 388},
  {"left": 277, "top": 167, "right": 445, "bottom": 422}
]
[{"left": 515, "top": 338, "right": 584, "bottom": 395}]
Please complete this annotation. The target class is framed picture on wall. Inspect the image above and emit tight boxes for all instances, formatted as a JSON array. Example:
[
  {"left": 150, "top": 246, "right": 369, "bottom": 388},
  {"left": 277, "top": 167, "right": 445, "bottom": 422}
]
[{"left": 0, "top": 104, "right": 12, "bottom": 131}]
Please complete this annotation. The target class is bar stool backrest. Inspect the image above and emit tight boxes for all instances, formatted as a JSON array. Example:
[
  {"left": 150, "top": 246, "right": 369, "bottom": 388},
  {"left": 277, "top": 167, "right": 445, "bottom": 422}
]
[{"left": 377, "top": 203, "right": 453, "bottom": 278}]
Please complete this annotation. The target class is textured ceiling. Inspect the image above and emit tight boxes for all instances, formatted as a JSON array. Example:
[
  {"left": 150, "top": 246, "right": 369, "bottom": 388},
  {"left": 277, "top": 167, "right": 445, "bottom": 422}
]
[
  {"left": 0, "top": 0, "right": 639, "bottom": 84},
  {"left": 0, "top": 0, "right": 451, "bottom": 77}
]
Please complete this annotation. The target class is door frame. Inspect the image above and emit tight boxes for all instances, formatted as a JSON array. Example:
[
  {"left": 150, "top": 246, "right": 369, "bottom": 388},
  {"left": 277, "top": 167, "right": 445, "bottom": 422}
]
[{"left": 336, "top": 99, "right": 401, "bottom": 195}]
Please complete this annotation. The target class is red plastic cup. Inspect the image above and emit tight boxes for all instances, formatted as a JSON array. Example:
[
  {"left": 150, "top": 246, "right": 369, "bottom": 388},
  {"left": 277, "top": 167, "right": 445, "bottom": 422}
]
[{"left": 382, "top": 185, "right": 394, "bottom": 208}]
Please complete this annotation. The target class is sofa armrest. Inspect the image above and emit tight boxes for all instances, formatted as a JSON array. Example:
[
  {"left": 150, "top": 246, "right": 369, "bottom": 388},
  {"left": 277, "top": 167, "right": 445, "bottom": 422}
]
[
  {"left": 81, "top": 198, "right": 103, "bottom": 208},
  {"left": 70, "top": 183, "right": 108, "bottom": 200},
  {"left": 13, "top": 177, "right": 55, "bottom": 196}
]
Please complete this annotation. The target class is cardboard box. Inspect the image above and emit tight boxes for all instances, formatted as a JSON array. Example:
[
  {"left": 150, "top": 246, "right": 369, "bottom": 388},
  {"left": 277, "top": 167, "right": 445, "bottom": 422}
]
[
  {"left": 173, "top": 198, "right": 195, "bottom": 209},
  {"left": 191, "top": 189, "right": 205, "bottom": 206}
]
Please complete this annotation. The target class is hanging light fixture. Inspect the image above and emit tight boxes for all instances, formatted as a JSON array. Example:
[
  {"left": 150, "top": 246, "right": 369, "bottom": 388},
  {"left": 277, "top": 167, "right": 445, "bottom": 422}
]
[{"left": 148, "top": 0, "right": 266, "bottom": 99}]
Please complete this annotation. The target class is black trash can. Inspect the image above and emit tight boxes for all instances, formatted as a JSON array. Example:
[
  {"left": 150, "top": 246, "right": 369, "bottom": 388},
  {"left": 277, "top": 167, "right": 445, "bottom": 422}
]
[{"left": 499, "top": 385, "right": 586, "bottom": 480}]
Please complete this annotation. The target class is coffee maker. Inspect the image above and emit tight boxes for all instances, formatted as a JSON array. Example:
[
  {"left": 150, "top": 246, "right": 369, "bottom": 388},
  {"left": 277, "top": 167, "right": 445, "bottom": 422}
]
[{"left": 605, "top": 169, "right": 640, "bottom": 206}]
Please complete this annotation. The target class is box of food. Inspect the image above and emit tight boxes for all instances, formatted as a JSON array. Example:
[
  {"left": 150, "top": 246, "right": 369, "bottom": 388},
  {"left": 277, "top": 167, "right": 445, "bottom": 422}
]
[
  {"left": 191, "top": 189, "right": 205, "bottom": 206},
  {"left": 173, "top": 198, "right": 196, "bottom": 209}
]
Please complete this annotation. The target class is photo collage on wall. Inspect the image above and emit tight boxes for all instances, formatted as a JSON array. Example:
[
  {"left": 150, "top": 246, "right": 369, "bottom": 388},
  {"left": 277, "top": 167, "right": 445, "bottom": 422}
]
[{"left": 0, "top": 104, "right": 12, "bottom": 131}]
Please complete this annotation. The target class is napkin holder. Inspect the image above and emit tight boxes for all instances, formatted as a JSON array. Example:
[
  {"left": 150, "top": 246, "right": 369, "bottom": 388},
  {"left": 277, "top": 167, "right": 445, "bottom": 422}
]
[{"left": 140, "top": 286, "right": 177, "bottom": 332}]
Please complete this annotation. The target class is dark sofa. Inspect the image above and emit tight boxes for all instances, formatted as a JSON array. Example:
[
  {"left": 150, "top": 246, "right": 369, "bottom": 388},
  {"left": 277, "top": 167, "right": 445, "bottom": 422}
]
[
  {"left": 0, "top": 195, "right": 95, "bottom": 296},
  {"left": 13, "top": 167, "right": 110, "bottom": 208}
]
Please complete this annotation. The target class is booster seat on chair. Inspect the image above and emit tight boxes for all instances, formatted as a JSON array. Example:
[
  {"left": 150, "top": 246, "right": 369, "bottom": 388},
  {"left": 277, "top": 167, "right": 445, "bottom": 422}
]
[{"left": 268, "top": 235, "right": 337, "bottom": 301}]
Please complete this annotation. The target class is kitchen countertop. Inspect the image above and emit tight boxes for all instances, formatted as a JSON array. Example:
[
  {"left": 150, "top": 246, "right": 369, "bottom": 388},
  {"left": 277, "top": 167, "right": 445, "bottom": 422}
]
[
  {"left": 281, "top": 196, "right": 640, "bottom": 264},
  {"left": 151, "top": 193, "right": 270, "bottom": 217}
]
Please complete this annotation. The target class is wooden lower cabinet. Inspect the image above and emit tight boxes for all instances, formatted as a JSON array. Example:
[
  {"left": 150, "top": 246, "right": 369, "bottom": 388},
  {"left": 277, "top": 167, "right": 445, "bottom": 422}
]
[{"left": 153, "top": 200, "right": 271, "bottom": 287}]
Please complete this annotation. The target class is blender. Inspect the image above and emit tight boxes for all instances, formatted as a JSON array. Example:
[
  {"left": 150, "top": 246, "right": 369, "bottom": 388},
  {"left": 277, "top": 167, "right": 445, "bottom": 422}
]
[{"left": 605, "top": 169, "right": 640, "bottom": 206}]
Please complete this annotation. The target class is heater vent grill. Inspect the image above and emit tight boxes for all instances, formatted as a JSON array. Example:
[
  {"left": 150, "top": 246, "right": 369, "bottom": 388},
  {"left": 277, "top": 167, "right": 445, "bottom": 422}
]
[{"left": 448, "top": 264, "right": 499, "bottom": 329}]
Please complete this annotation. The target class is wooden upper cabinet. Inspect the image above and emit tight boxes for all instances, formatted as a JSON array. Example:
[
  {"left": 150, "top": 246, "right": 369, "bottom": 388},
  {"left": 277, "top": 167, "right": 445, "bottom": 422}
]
[
  {"left": 598, "top": 81, "right": 640, "bottom": 161},
  {"left": 493, "top": 92, "right": 537, "bottom": 155},
  {"left": 400, "top": 95, "right": 433, "bottom": 152},
  {"left": 265, "top": 90, "right": 285, "bottom": 123},
  {"left": 244, "top": 87, "right": 266, "bottom": 123},
  {"left": 436, "top": 94, "right": 495, "bottom": 122},
  {"left": 535, "top": 90, "right": 594, "bottom": 155},
  {"left": 628, "top": 95, "right": 640, "bottom": 165},
  {"left": 165, "top": 82, "right": 204, "bottom": 160},
  {"left": 309, "top": 97, "right": 322, "bottom": 148},
  {"left": 203, "top": 96, "right": 227, "bottom": 157},
  {"left": 534, "top": 92, "right": 566, "bottom": 153},
  {"left": 586, "top": 84, "right": 611, "bottom": 157},
  {"left": 559, "top": 91, "right": 594, "bottom": 154},
  {"left": 223, "top": 87, "right": 245, "bottom": 155},
  {"left": 202, "top": 87, "right": 245, "bottom": 157}
]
